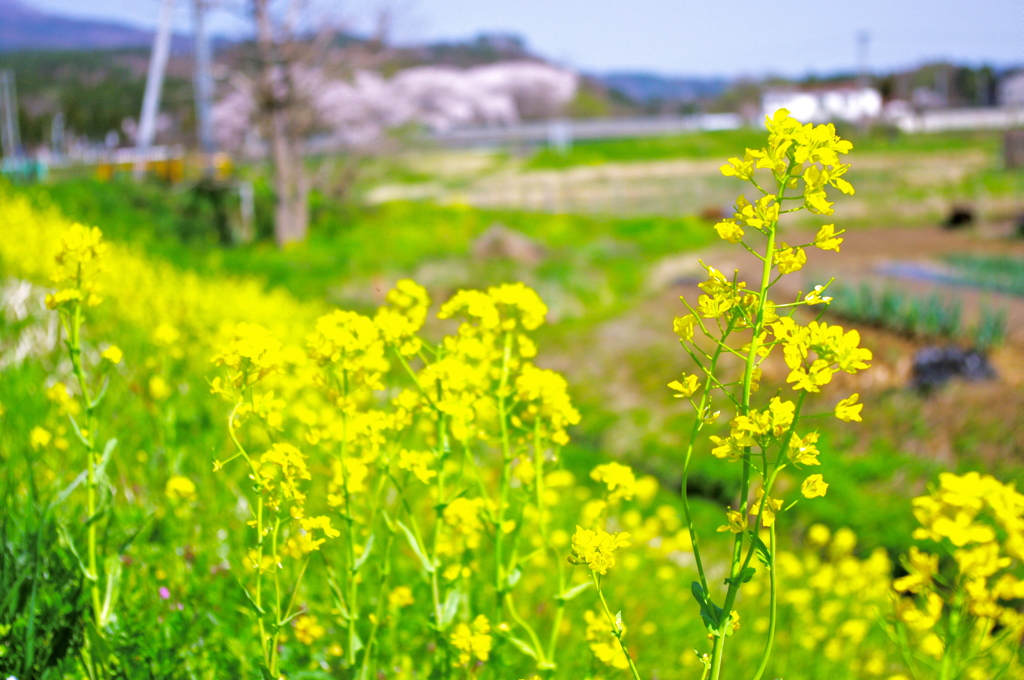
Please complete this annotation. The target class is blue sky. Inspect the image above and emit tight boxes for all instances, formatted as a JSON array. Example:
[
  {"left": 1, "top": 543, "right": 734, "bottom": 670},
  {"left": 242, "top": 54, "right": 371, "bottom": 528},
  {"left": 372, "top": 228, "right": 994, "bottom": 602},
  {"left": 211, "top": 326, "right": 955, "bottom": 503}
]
[{"left": 24, "top": 0, "right": 1024, "bottom": 76}]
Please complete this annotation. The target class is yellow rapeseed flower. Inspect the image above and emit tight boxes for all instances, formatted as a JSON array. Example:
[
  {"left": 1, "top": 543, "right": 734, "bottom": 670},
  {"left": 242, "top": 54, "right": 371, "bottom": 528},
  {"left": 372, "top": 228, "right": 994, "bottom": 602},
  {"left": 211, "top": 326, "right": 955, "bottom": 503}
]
[
  {"left": 590, "top": 462, "right": 637, "bottom": 502},
  {"left": 293, "top": 614, "right": 326, "bottom": 645},
  {"left": 834, "top": 393, "right": 863, "bottom": 422},
  {"left": 717, "top": 507, "right": 747, "bottom": 534},
  {"left": 450, "top": 615, "right": 492, "bottom": 666},
  {"left": 101, "top": 345, "right": 123, "bottom": 365},
  {"left": 29, "top": 426, "right": 52, "bottom": 451},
  {"left": 165, "top": 475, "right": 197, "bottom": 503},
  {"left": 801, "top": 474, "right": 829, "bottom": 498},
  {"left": 388, "top": 586, "right": 415, "bottom": 608},
  {"left": 568, "top": 525, "right": 632, "bottom": 574}
]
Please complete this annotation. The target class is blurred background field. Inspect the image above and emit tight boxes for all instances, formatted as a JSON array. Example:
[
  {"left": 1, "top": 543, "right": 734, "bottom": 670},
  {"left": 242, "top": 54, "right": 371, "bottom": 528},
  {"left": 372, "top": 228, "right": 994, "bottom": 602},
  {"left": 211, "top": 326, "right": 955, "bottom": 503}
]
[{"left": 1, "top": 1, "right": 1023, "bottom": 678}]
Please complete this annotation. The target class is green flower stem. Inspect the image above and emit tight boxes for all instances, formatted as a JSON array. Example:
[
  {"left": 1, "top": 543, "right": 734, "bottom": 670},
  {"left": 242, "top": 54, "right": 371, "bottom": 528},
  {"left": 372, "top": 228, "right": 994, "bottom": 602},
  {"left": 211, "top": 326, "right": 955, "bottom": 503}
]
[
  {"left": 680, "top": 319, "right": 737, "bottom": 598},
  {"left": 591, "top": 571, "right": 642, "bottom": 680},
  {"left": 711, "top": 167, "right": 792, "bottom": 680},
  {"left": 430, "top": 406, "right": 451, "bottom": 675},
  {"left": 708, "top": 631, "right": 726, "bottom": 680},
  {"left": 504, "top": 589, "right": 546, "bottom": 663},
  {"left": 388, "top": 341, "right": 448, "bottom": 669},
  {"left": 270, "top": 516, "right": 283, "bottom": 676},
  {"left": 64, "top": 287, "right": 103, "bottom": 624},
  {"left": 492, "top": 333, "right": 548, "bottom": 666},
  {"left": 494, "top": 331, "right": 514, "bottom": 611},
  {"left": 226, "top": 399, "right": 272, "bottom": 672},
  {"left": 360, "top": 530, "right": 396, "bottom": 680},
  {"left": 939, "top": 589, "right": 964, "bottom": 680},
  {"left": 256, "top": 491, "right": 269, "bottom": 669},
  {"left": 749, "top": 522, "right": 777, "bottom": 680},
  {"left": 535, "top": 421, "right": 567, "bottom": 667}
]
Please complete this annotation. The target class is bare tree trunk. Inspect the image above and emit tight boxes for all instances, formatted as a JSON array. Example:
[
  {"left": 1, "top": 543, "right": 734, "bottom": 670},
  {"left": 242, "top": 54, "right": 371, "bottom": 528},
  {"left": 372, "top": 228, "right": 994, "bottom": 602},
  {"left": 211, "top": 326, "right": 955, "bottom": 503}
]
[{"left": 254, "top": 0, "right": 309, "bottom": 247}]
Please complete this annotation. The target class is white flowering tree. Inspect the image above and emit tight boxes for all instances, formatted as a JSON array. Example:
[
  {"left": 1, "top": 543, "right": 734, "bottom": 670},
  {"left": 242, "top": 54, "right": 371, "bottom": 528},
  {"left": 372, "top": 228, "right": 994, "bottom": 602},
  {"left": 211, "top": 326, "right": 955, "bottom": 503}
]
[{"left": 213, "top": 58, "right": 577, "bottom": 244}]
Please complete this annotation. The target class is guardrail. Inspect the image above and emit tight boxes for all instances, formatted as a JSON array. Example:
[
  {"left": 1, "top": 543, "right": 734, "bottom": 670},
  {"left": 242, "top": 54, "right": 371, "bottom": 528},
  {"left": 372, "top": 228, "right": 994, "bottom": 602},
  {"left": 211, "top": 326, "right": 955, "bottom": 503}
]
[{"left": 429, "top": 113, "right": 745, "bottom": 148}]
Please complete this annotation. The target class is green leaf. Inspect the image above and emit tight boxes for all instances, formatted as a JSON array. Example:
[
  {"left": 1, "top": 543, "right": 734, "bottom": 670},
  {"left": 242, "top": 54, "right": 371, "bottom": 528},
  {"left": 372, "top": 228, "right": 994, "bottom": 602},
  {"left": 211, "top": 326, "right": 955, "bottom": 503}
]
[
  {"left": 324, "top": 565, "right": 351, "bottom": 620},
  {"left": 502, "top": 632, "right": 539, "bottom": 660},
  {"left": 555, "top": 581, "right": 593, "bottom": 602},
  {"left": 353, "top": 533, "right": 374, "bottom": 573},
  {"left": 278, "top": 609, "right": 306, "bottom": 627},
  {"left": 690, "top": 582, "right": 707, "bottom": 608},
  {"left": 691, "top": 581, "right": 720, "bottom": 630},
  {"left": 99, "top": 554, "right": 123, "bottom": 627},
  {"left": 56, "top": 524, "right": 92, "bottom": 580},
  {"left": 65, "top": 412, "right": 88, "bottom": 447},
  {"left": 350, "top": 629, "right": 364, "bottom": 654},
  {"left": 396, "top": 520, "right": 435, "bottom": 574},
  {"left": 750, "top": 531, "right": 772, "bottom": 568},
  {"left": 724, "top": 566, "right": 756, "bottom": 587},
  {"left": 439, "top": 589, "right": 461, "bottom": 629},
  {"left": 94, "top": 438, "right": 118, "bottom": 483},
  {"left": 92, "top": 376, "right": 111, "bottom": 407},
  {"left": 380, "top": 509, "right": 397, "bottom": 534},
  {"left": 53, "top": 470, "right": 88, "bottom": 507},
  {"left": 236, "top": 578, "right": 266, "bottom": 617}
]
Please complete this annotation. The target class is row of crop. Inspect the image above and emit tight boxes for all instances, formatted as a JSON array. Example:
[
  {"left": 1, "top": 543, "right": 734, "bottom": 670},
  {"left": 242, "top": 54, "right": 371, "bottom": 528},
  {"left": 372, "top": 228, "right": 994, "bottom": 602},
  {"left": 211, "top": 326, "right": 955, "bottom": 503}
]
[
  {"left": 944, "top": 253, "right": 1024, "bottom": 298},
  {"left": 826, "top": 282, "right": 1007, "bottom": 350}
]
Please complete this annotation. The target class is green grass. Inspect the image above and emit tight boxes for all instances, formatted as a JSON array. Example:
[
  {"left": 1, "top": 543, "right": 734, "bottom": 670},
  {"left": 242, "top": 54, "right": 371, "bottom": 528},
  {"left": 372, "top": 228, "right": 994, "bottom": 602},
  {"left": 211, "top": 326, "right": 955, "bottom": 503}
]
[
  {"left": 944, "top": 254, "right": 1024, "bottom": 298},
  {"left": 8, "top": 178, "right": 712, "bottom": 304},
  {"left": 827, "top": 282, "right": 1007, "bottom": 350},
  {"left": 524, "top": 126, "right": 1007, "bottom": 171},
  {"left": 525, "top": 129, "right": 769, "bottom": 169}
]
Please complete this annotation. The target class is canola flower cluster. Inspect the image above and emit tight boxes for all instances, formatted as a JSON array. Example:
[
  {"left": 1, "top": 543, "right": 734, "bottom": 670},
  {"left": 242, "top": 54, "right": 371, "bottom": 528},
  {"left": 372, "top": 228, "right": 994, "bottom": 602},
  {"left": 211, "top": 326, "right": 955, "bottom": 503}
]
[
  {"left": 666, "top": 109, "right": 873, "bottom": 679},
  {"left": 750, "top": 526, "right": 897, "bottom": 677},
  {"left": 207, "top": 274, "right": 602, "bottom": 678},
  {"left": 891, "top": 472, "right": 1024, "bottom": 679}
]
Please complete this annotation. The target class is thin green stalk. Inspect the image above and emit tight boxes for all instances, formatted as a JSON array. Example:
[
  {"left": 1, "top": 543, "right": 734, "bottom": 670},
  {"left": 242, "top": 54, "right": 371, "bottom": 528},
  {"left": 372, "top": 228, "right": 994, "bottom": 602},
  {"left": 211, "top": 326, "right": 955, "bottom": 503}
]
[
  {"left": 709, "top": 633, "right": 726, "bottom": 680},
  {"left": 256, "top": 493, "right": 270, "bottom": 670},
  {"left": 679, "top": 319, "right": 736, "bottom": 597},
  {"left": 361, "top": 531, "right": 396, "bottom": 680},
  {"left": 749, "top": 522, "right": 777, "bottom": 680},
  {"left": 493, "top": 331, "right": 514, "bottom": 613},
  {"left": 270, "top": 517, "right": 283, "bottom": 676},
  {"left": 427, "top": 395, "right": 451, "bottom": 674},
  {"left": 534, "top": 423, "right": 567, "bottom": 666},
  {"left": 504, "top": 590, "right": 547, "bottom": 663},
  {"left": 227, "top": 397, "right": 272, "bottom": 672},
  {"left": 710, "top": 167, "right": 792, "bottom": 680},
  {"left": 592, "top": 572, "right": 642, "bottom": 680},
  {"left": 67, "top": 294, "right": 103, "bottom": 624}
]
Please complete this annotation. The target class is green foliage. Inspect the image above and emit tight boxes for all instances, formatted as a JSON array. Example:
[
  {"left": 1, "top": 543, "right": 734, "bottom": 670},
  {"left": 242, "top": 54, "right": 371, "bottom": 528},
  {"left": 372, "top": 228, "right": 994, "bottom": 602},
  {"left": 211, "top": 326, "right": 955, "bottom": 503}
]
[
  {"left": 944, "top": 254, "right": 1024, "bottom": 298},
  {"left": 524, "top": 127, "right": 1007, "bottom": 172},
  {"left": 827, "top": 283, "right": 1006, "bottom": 350},
  {"left": 0, "top": 49, "right": 192, "bottom": 145},
  {"left": 525, "top": 129, "right": 769, "bottom": 169},
  {"left": 0, "top": 497, "right": 88, "bottom": 678},
  {"left": 8, "top": 178, "right": 712, "bottom": 304}
]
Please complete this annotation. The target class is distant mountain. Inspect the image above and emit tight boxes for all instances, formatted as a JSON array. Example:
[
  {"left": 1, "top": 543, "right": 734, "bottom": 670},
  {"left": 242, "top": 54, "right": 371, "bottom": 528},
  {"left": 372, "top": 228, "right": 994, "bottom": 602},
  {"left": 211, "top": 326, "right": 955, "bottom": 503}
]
[
  {"left": 596, "top": 72, "right": 729, "bottom": 104},
  {"left": 0, "top": 0, "right": 190, "bottom": 52}
]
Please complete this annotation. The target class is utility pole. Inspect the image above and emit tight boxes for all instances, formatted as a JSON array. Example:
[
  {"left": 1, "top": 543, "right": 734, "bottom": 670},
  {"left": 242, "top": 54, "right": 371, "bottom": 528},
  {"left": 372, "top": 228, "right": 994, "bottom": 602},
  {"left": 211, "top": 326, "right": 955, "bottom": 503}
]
[
  {"left": 192, "top": 0, "right": 216, "bottom": 166},
  {"left": 51, "top": 112, "right": 65, "bottom": 158},
  {"left": 856, "top": 30, "right": 870, "bottom": 89},
  {"left": 137, "top": 0, "right": 176, "bottom": 152},
  {"left": 0, "top": 70, "right": 22, "bottom": 160}
]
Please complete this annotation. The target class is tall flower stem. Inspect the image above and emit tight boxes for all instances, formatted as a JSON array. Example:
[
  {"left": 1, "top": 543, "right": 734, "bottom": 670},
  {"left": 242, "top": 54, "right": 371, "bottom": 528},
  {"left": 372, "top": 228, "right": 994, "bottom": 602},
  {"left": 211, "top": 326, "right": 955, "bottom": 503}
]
[{"left": 591, "top": 572, "right": 642, "bottom": 680}]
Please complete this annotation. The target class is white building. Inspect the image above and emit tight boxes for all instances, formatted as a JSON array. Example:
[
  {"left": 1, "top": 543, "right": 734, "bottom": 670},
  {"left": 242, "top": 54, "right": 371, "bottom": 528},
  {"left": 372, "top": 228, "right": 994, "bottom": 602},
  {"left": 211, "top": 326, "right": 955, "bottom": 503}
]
[
  {"left": 999, "top": 71, "right": 1024, "bottom": 107},
  {"left": 761, "top": 86, "right": 882, "bottom": 123}
]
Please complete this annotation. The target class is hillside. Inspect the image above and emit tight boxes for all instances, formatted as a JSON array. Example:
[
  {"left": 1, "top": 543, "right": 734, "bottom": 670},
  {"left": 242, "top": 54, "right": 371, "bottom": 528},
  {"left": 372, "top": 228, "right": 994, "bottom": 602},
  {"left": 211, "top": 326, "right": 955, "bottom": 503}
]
[{"left": 0, "top": 0, "right": 190, "bottom": 52}]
